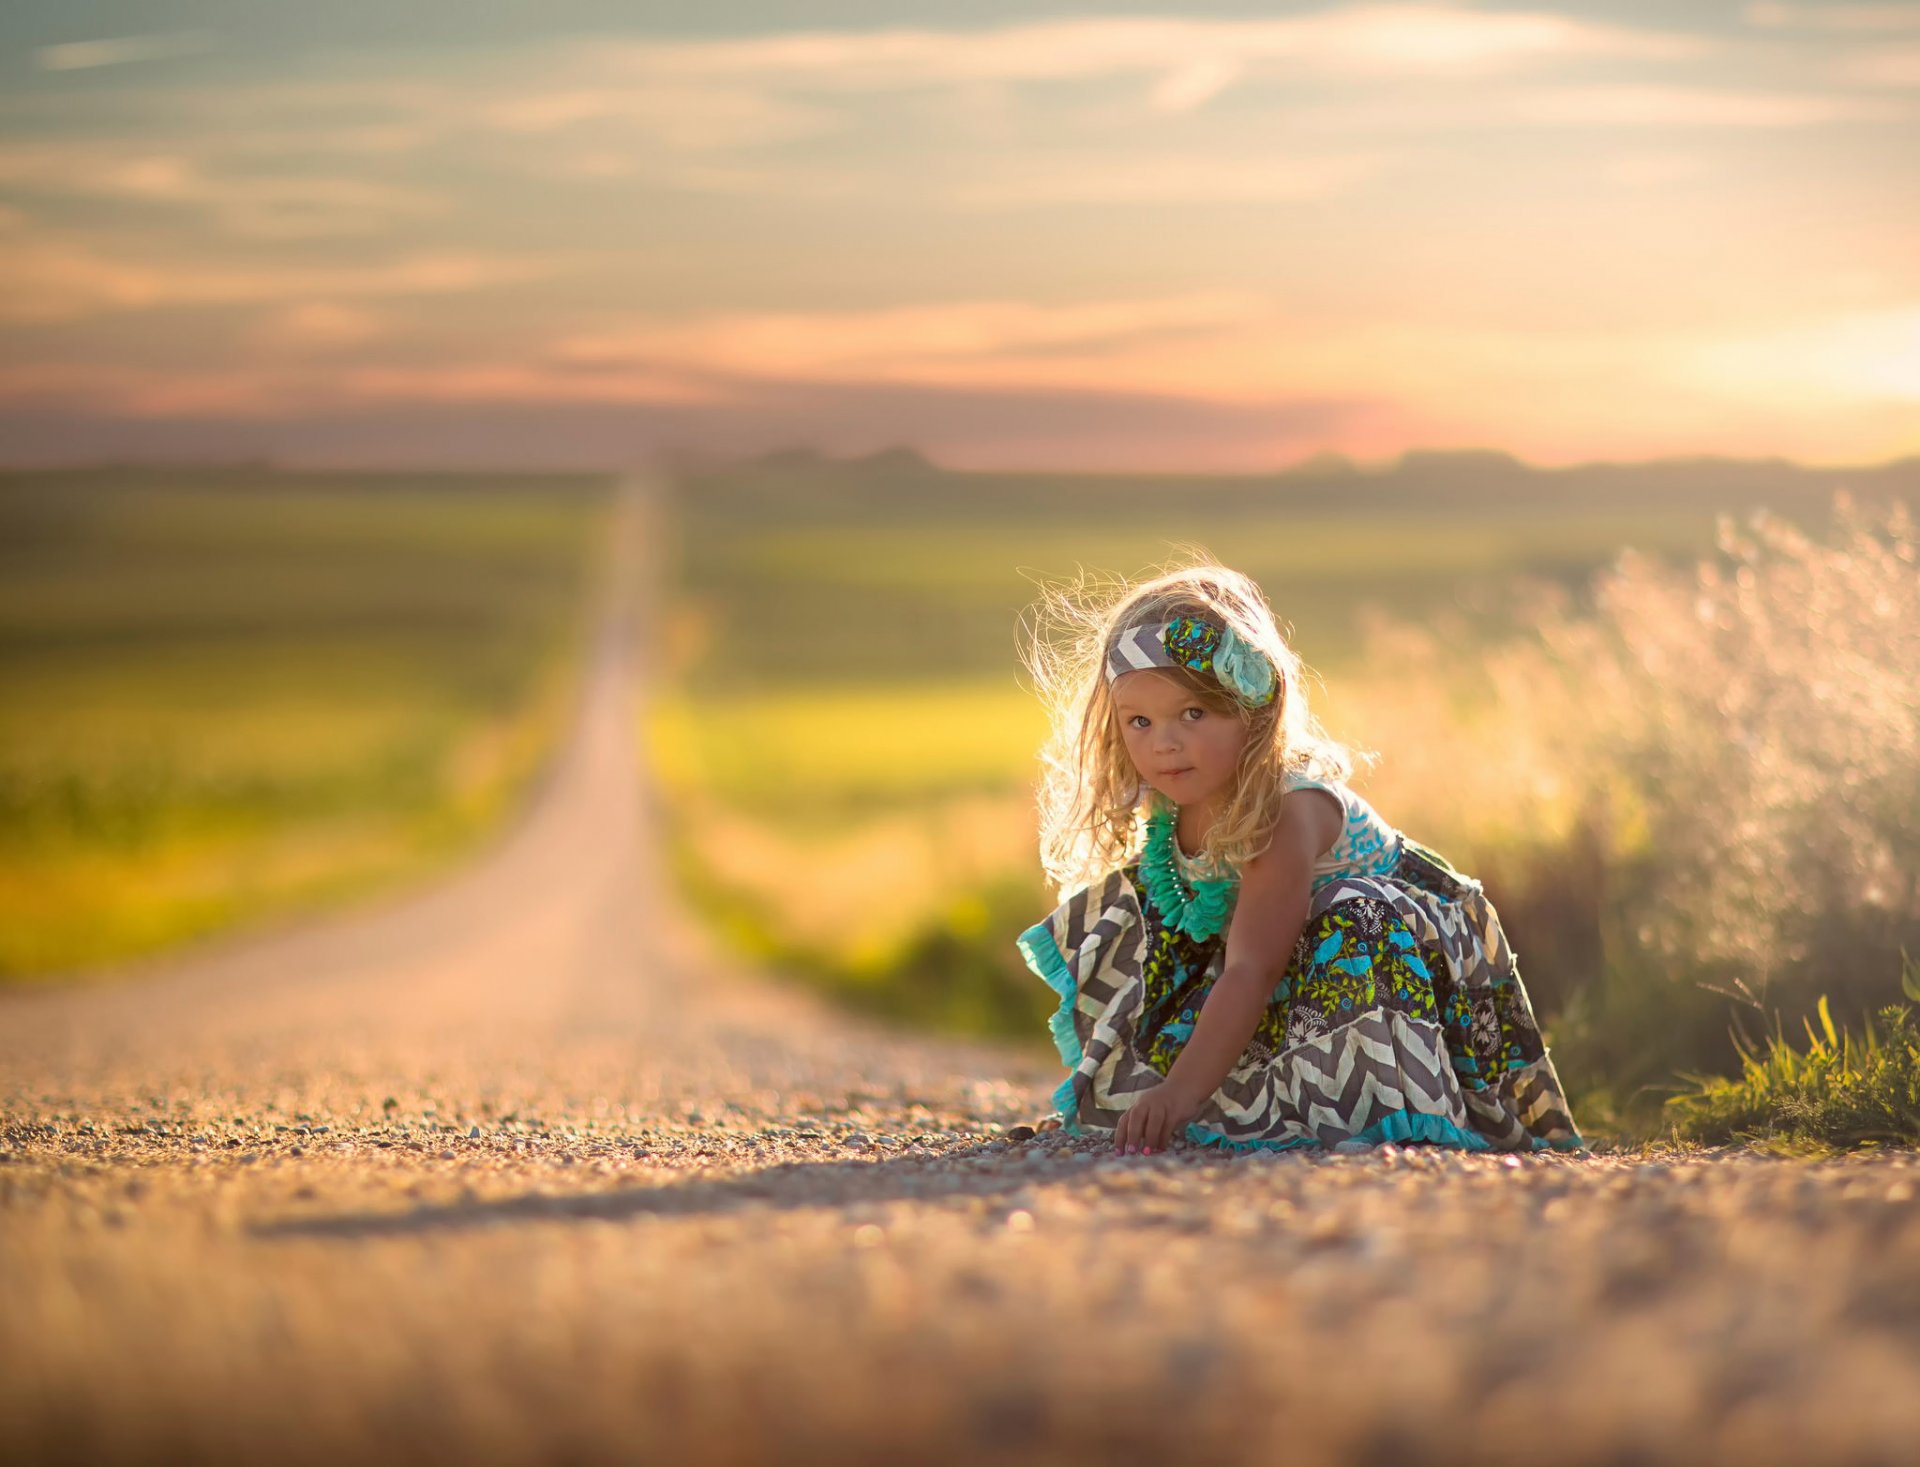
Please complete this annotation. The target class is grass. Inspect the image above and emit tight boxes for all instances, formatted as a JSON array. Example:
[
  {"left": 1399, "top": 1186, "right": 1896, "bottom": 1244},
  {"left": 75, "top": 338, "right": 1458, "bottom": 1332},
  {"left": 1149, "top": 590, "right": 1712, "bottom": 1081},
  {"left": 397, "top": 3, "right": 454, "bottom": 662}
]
[
  {"left": 664, "top": 816, "right": 1057, "bottom": 1041},
  {"left": 0, "top": 468, "right": 608, "bottom": 978},
  {"left": 1664, "top": 962, "right": 1920, "bottom": 1151},
  {"left": 646, "top": 679, "right": 1045, "bottom": 821}
]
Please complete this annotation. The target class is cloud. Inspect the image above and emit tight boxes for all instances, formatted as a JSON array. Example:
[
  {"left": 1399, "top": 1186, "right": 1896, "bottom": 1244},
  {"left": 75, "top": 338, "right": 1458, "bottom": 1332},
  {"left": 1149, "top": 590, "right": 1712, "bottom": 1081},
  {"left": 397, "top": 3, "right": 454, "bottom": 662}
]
[
  {"left": 0, "top": 143, "right": 444, "bottom": 240},
  {"left": 1744, "top": 4, "right": 1920, "bottom": 32},
  {"left": 601, "top": 7, "right": 1704, "bottom": 89},
  {"left": 940, "top": 152, "right": 1386, "bottom": 209},
  {"left": 338, "top": 363, "right": 723, "bottom": 407},
  {"left": 0, "top": 217, "right": 557, "bottom": 323},
  {"left": 254, "top": 302, "right": 388, "bottom": 352},
  {"left": 8, "top": 292, "right": 1278, "bottom": 416},
  {"left": 0, "top": 381, "right": 1397, "bottom": 474},
  {"left": 554, "top": 294, "right": 1271, "bottom": 390},
  {"left": 484, "top": 84, "right": 840, "bottom": 150},
  {"left": 1149, "top": 58, "right": 1246, "bottom": 115},
  {"left": 0, "top": 357, "right": 724, "bottom": 420},
  {"left": 4, "top": 6, "right": 1913, "bottom": 474},
  {"left": 0, "top": 362, "right": 286, "bottom": 417},
  {"left": 34, "top": 32, "right": 216, "bottom": 72},
  {"left": 8, "top": 295, "right": 1916, "bottom": 472},
  {"left": 1603, "top": 151, "right": 1710, "bottom": 186},
  {"left": 1685, "top": 304, "right": 1920, "bottom": 402},
  {"left": 219, "top": 124, "right": 444, "bottom": 159},
  {"left": 1508, "top": 83, "right": 1912, "bottom": 127},
  {"left": 1827, "top": 45, "right": 1920, "bottom": 87}
]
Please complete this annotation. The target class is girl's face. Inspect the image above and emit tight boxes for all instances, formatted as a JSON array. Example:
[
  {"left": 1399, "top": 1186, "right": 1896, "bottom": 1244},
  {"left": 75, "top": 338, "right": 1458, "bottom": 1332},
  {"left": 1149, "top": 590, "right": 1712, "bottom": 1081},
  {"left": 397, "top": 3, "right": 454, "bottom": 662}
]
[{"left": 1111, "top": 669, "right": 1249, "bottom": 817}]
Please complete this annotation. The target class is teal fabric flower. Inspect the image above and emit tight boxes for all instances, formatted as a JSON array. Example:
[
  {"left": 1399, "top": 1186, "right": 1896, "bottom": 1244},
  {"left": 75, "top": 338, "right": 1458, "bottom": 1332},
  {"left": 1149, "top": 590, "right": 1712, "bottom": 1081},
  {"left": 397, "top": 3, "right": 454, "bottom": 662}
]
[{"left": 1212, "top": 625, "right": 1277, "bottom": 706}]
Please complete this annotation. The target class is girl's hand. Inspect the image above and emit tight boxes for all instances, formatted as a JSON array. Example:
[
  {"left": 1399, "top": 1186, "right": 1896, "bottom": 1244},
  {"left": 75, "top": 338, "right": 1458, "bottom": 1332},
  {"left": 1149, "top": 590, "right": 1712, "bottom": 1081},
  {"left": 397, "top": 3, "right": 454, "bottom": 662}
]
[{"left": 1112, "top": 1079, "right": 1202, "bottom": 1155}]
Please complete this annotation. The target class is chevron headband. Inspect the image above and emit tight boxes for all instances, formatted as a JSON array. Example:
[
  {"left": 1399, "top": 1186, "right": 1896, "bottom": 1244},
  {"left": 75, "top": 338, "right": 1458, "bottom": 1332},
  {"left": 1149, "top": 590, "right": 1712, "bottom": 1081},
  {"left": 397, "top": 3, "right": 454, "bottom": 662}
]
[{"left": 1105, "top": 616, "right": 1278, "bottom": 708}]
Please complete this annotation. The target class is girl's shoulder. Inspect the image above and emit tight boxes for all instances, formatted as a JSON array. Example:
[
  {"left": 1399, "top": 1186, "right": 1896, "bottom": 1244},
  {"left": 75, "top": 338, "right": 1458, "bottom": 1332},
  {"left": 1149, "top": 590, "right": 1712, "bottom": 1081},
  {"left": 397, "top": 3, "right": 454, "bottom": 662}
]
[
  {"left": 1279, "top": 768, "right": 1350, "bottom": 817},
  {"left": 1270, "top": 772, "right": 1346, "bottom": 863},
  {"left": 1278, "top": 769, "right": 1390, "bottom": 824},
  {"left": 1277, "top": 772, "right": 1404, "bottom": 879}
]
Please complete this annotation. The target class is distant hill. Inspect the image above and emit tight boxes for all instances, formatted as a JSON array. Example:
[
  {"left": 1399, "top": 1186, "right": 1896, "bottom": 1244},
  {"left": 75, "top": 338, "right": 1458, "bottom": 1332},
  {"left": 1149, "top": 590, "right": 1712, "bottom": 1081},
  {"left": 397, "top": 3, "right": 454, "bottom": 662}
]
[
  {"left": 1390, "top": 448, "right": 1528, "bottom": 478},
  {"left": 696, "top": 443, "right": 1920, "bottom": 533},
  {"left": 740, "top": 444, "right": 941, "bottom": 476}
]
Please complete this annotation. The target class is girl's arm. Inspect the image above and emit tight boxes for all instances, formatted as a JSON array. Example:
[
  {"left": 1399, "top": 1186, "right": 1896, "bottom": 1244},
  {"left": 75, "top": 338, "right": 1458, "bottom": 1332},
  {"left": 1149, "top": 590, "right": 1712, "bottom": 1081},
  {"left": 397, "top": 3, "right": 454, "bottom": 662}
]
[{"left": 1113, "top": 789, "right": 1341, "bottom": 1154}]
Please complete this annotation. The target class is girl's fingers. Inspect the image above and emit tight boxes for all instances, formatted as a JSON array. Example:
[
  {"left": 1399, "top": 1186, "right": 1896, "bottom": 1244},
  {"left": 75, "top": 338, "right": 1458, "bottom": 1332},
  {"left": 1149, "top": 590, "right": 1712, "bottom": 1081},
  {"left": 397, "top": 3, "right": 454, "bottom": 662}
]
[{"left": 1114, "top": 1098, "right": 1181, "bottom": 1154}]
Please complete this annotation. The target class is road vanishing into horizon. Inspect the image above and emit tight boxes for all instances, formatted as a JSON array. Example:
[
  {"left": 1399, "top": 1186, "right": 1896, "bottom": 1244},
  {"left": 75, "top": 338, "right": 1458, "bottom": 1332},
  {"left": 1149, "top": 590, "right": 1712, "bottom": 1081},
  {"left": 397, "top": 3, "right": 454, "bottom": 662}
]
[{"left": 5, "top": 477, "right": 1920, "bottom": 1467}]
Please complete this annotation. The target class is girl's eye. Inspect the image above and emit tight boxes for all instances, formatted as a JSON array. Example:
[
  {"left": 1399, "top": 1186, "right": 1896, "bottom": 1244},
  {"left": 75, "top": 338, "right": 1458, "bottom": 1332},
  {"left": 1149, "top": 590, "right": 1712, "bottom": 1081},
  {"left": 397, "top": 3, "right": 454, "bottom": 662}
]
[
  {"left": 1127, "top": 715, "right": 1151, "bottom": 730},
  {"left": 1182, "top": 706, "right": 1206, "bottom": 721}
]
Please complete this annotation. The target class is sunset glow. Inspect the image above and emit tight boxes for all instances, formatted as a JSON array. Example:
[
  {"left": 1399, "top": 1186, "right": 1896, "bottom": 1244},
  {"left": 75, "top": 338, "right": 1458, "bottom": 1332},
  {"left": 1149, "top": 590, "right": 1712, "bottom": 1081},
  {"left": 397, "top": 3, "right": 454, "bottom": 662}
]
[{"left": 2, "top": 2, "right": 1915, "bottom": 469}]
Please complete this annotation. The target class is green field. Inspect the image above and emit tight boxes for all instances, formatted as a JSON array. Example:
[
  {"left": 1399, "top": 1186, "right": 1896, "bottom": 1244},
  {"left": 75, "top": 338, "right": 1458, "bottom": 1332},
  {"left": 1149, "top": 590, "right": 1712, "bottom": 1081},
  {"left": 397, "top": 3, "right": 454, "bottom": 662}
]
[
  {"left": 648, "top": 680, "right": 1045, "bottom": 821},
  {"left": 669, "top": 450, "right": 1906, "bottom": 696},
  {"left": 0, "top": 468, "right": 609, "bottom": 979}
]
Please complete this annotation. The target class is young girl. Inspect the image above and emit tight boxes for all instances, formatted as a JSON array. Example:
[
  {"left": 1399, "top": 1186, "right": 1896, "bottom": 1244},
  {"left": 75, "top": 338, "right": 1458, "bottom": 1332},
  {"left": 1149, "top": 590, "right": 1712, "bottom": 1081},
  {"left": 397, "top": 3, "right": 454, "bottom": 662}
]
[{"left": 1017, "top": 562, "right": 1582, "bottom": 1155}]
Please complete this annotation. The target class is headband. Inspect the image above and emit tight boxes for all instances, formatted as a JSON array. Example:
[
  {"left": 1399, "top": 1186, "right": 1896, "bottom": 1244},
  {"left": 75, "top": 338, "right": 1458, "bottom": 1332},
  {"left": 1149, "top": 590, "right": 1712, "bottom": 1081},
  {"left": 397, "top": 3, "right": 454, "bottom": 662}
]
[{"left": 1105, "top": 616, "right": 1278, "bottom": 707}]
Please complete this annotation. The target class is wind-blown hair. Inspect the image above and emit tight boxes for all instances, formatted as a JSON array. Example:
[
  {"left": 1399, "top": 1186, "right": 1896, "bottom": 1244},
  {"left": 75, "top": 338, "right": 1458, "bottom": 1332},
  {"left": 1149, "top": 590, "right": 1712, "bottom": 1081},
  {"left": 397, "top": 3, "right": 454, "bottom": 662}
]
[{"left": 1021, "top": 557, "right": 1356, "bottom": 898}]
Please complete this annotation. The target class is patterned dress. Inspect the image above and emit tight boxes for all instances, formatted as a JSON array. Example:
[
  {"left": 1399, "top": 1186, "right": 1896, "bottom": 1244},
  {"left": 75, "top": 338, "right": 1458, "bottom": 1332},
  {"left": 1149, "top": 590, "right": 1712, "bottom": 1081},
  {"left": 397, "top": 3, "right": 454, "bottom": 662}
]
[{"left": 1017, "top": 778, "right": 1583, "bottom": 1152}]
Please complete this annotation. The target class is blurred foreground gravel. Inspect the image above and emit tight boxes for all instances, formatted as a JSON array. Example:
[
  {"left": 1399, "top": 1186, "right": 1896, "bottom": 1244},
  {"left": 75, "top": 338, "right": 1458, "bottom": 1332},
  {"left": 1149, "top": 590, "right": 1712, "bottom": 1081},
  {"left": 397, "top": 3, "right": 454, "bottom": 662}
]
[{"left": 6, "top": 483, "right": 1920, "bottom": 1467}]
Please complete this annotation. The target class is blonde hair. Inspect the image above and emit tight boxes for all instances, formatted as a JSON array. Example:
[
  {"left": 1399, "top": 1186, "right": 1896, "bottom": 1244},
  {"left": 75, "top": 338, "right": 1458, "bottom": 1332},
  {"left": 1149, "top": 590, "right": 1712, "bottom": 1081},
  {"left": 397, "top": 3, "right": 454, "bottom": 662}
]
[{"left": 1021, "top": 556, "right": 1356, "bottom": 897}]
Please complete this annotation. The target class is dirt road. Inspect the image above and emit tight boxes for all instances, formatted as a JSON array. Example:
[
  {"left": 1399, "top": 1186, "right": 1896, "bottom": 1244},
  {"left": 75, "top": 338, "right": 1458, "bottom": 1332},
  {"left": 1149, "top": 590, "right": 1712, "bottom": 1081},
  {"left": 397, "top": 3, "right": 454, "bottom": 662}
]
[{"left": 5, "top": 479, "right": 1919, "bottom": 1467}]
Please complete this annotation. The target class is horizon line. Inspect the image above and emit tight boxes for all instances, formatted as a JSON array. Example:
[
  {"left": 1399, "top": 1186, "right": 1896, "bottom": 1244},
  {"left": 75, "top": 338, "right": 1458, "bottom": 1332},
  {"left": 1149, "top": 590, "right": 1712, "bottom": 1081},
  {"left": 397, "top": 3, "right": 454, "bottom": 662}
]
[{"left": 5, "top": 444, "right": 1918, "bottom": 479}]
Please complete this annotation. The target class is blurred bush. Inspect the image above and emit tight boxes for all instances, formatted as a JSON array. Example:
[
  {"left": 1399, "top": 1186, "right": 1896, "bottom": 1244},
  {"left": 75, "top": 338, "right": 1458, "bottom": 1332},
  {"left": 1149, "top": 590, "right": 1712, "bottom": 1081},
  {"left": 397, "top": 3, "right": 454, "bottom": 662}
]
[{"left": 1368, "top": 497, "right": 1920, "bottom": 1122}]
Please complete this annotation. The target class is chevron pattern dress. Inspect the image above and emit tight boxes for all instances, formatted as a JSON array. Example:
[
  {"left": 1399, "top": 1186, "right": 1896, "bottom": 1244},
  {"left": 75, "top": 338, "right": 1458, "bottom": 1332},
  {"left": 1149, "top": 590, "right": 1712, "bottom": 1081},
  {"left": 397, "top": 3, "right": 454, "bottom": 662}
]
[{"left": 1017, "top": 838, "right": 1583, "bottom": 1152}]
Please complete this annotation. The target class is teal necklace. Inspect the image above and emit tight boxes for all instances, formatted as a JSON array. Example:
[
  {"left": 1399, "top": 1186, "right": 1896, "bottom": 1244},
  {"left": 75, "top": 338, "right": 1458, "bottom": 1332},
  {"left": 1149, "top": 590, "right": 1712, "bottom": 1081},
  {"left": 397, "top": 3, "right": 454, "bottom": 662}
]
[{"left": 1138, "top": 799, "right": 1238, "bottom": 942}]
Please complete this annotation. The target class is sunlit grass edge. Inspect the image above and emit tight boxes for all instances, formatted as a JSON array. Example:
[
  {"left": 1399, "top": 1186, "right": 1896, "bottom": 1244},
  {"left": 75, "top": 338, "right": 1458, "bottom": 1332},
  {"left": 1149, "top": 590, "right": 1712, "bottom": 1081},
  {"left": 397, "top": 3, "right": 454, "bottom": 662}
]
[{"left": 1664, "top": 960, "right": 1920, "bottom": 1152}]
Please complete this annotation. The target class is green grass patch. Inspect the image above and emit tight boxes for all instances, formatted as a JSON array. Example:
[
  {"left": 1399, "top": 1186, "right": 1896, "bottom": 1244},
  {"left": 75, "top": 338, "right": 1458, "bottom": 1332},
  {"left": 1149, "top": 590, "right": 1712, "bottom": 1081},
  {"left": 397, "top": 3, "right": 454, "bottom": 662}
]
[
  {"left": 1665, "top": 965, "right": 1920, "bottom": 1151},
  {"left": 647, "top": 679, "right": 1045, "bottom": 822}
]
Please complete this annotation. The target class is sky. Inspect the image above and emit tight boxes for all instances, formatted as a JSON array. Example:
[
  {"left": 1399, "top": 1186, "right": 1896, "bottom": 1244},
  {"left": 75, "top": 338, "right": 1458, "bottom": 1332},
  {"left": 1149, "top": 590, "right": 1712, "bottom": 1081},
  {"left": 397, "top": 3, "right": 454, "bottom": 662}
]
[{"left": 1, "top": 1, "right": 1916, "bottom": 471}]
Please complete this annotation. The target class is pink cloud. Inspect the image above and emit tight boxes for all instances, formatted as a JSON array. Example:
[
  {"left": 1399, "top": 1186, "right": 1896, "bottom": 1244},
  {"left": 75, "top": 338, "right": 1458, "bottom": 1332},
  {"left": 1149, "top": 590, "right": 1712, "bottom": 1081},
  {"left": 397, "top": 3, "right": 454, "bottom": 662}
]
[{"left": 0, "top": 220, "right": 558, "bottom": 323}]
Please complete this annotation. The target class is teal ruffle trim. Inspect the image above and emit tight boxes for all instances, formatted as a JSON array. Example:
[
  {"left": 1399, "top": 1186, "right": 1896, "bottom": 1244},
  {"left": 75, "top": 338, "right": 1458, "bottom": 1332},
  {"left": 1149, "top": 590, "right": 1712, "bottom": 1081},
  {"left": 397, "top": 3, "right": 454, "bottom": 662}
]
[
  {"left": 1016, "top": 921, "right": 1085, "bottom": 1131},
  {"left": 1537, "top": 1132, "right": 1588, "bottom": 1152},
  {"left": 1183, "top": 1106, "right": 1497, "bottom": 1154}
]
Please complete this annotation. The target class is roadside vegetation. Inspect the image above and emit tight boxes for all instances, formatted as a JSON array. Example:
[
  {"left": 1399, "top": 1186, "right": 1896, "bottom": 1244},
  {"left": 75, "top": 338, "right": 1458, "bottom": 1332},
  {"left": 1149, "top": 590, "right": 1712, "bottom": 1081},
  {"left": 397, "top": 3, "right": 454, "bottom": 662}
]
[
  {"left": 1666, "top": 964, "right": 1920, "bottom": 1151},
  {"left": 648, "top": 450, "right": 1920, "bottom": 1146},
  {"left": 0, "top": 468, "right": 608, "bottom": 979}
]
